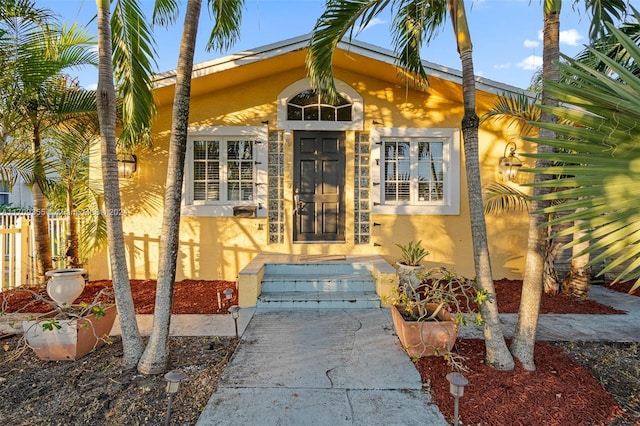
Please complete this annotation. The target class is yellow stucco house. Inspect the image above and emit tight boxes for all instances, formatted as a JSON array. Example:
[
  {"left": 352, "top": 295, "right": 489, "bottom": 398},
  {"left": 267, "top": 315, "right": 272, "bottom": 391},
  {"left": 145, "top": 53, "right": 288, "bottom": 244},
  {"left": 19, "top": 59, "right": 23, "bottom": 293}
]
[{"left": 89, "top": 35, "right": 532, "bottom": 307}]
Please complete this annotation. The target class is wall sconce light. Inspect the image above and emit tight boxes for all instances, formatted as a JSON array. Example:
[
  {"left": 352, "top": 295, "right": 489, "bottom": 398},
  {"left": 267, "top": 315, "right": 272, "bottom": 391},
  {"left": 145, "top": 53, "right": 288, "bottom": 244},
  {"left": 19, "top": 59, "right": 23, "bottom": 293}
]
[
  {"left": 498, "top": 142, "right": 522, "bottom": 182},
  {"left": 117, "top": 153, "right": 137, "bottom": 179}
]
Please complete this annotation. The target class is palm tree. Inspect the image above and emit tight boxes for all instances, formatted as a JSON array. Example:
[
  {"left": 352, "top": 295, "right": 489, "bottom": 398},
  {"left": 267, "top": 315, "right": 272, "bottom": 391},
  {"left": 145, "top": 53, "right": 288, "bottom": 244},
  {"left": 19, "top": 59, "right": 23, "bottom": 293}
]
[
  {"left": 137, "top": 0, "right": 245, "bottom": 375},
  {"left": 510, "top": 0, "right": 628, "bottom": 370},
  {"left": 525, "top": 23, "right": 640, "bottom": 293},
  {"left": 94, "top": 0, "right": 157, "bottom": 369},
  {"left": 0, "top": 1, "right": 97, "bottom": 283},
  {"left": 307, "top": 0, "right": 514, "bottom": 370}
]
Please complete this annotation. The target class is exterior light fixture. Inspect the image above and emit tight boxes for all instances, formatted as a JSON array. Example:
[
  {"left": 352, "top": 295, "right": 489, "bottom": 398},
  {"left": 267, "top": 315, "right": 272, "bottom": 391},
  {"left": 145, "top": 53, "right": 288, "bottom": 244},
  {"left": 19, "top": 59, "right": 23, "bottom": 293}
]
[
  {"left": 164, "top": 370, "right": 187, "bottom": 426},
  {"left": 446, "top": 372, "right": 468, "bottom": 426},
  {"left": 223, "top": 288, "right": 233, "bottom": 303},
  {"left": 229, "top": 305, "right": 240, "bottom": 338},
  {"left": 117, "top": 153, "right": 137, "bottom": 179},
  {"left": 498, "top": 142, "right": 522, "bottom": 182}
]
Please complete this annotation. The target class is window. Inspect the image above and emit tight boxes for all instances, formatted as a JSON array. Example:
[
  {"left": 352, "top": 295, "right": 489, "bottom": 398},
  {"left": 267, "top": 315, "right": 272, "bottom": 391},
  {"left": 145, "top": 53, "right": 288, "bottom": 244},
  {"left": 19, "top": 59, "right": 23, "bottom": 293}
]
[
  {"left": 383, "top": 140, "right": 444, "bottom": 204},
  {"left": 277, "top": 78, "right": 364, "bottom": 131},
  {"left": 0, "top": 181, "right": 9, "bottom": 205},
  {"left": 183, "top": 126, "right": 267, "bottom": 217},
  {"left": 287, "top": 90, "right": 352, "bottom": 122},
  {"left": 372, "top": 128, "right": 460, "bottom": 215},
  {"left": 193, "top": 139, "right": 254, "bottom": 202}
]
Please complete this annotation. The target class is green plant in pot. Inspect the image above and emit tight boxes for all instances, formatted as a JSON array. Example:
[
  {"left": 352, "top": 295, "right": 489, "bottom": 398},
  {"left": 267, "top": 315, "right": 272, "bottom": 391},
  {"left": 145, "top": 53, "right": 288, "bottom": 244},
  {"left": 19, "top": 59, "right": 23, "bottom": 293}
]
[
  {"left": 387, "top": 266, "right": 487, "bottom": 361},
  {"left": 395, "top": 240, "right": 429, "bottom": 288}
]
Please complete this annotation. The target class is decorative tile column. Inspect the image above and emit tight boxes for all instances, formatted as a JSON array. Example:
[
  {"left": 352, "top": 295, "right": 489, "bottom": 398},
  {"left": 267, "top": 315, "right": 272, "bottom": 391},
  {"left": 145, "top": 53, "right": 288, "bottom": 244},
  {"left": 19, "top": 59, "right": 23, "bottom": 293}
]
[
  {"left": 354, "top": 132, "right": 371, "bottom": 244},
  {"left": 267, "top": 131, "right": 285, "bottom": 244}
]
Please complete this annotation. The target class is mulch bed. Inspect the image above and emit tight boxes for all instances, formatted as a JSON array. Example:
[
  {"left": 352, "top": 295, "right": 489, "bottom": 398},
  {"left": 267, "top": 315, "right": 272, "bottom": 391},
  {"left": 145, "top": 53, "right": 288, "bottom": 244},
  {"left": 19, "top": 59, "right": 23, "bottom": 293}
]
[
  {"left": 0, "top": 279, "right": 237, "bottom": 315},
  {"left": 415, "top": 339, "right": 626, "bottom": 426}
]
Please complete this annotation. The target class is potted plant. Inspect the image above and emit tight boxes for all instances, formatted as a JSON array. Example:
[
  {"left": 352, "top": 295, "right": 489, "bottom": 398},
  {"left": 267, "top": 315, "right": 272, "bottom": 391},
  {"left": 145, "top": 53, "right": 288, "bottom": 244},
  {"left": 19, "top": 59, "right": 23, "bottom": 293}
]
[
  {"left": 395, "top": 240, "right": 429, "bottom": 287},
  {"left": 16, "top": 270, "right": 117, "bottom": 361},
  {"left": 387, "top": 266, "right": 487, "bottom": 360}
]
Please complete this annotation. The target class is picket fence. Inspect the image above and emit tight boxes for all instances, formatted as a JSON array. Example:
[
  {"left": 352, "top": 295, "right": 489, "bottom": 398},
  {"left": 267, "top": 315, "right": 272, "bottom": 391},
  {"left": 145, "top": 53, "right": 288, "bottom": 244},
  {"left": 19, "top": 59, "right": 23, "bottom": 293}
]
[{"left": 0, "top": 212, "right": 68, "bottom": 290}]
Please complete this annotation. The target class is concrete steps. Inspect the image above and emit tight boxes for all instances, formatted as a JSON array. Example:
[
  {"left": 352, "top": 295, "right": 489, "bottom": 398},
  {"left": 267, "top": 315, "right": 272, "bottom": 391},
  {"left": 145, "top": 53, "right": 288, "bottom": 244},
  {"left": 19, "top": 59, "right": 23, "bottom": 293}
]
[{"left": 257, "top": 262, "right": 380, "bottom": 309}]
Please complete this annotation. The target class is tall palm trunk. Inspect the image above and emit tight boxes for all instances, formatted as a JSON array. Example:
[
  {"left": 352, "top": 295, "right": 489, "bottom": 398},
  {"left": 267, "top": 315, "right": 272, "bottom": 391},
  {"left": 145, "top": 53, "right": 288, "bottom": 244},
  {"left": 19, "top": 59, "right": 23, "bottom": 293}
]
[
  {"left": 137, "top": 0, "right": 202, "bottom": 374},
  {"left": 30, "top": 124, "right": 52, "bottom": 283},
  {"left": 448, "top": 0, "right": 514, "bottom": 370},
  {"left": 95, "top": 0, "right": 143, "bottom": 369},
  {"left": 563, "top": 224, "right": 590, "bottom": 299},
  {"left": 511, "top": 4, "right": 560, "bottom": 371},
  {"left": 65, "top": 183, "right": 81, "bottom": 268}
]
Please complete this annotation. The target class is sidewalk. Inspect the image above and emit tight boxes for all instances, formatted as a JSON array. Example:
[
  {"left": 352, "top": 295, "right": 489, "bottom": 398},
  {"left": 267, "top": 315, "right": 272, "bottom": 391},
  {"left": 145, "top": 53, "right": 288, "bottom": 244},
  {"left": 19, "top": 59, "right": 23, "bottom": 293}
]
[{"left": 193, "top": 285, "right": 639, "bottom": 426}]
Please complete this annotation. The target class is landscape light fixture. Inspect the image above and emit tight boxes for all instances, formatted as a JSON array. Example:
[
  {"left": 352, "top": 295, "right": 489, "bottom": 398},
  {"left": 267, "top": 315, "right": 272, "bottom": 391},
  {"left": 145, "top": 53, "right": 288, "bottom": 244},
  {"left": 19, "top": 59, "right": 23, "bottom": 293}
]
[
  {"left": 164, "top": 370, "right": 187, "bottom": 426},
  {"left": 446, "top": 372, "right": 468, "bottom": 426},
  {"left": 117, "top": 153, "right": 137, "bottom": 179},
  {"left": 229, "top": 305, "right": 240, "bottom": 338},
  {"left": 223, "top": 288, "right": 234, "bottom": 306},
  {"left": 498, "top": 142, "right": 522, "bottom": 182}
]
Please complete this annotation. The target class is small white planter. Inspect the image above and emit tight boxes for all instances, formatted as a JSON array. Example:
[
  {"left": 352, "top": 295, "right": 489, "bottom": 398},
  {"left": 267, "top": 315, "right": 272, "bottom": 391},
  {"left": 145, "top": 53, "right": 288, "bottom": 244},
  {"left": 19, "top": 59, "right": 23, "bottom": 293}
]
[{"left": 45, "top": 268, "right": 87, "bottom": 308}]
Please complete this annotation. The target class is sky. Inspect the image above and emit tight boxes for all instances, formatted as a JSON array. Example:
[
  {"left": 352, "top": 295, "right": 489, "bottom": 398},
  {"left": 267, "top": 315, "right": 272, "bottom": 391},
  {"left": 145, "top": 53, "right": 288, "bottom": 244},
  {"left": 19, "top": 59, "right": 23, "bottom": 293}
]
[{"left": 39, "top": 0, "right": 626, "bottom": 91}]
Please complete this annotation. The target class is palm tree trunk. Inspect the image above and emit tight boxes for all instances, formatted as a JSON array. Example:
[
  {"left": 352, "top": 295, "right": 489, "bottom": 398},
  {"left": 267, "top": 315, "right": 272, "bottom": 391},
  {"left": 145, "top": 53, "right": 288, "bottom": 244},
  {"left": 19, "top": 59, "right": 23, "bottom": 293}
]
[
  {"left": 449, "top": 0, "right": 514, "bottom": 371},
  {"left": 95, "top": 0, "right": 144, "bottom": 369},
  {"left": 137, "top": 0, "right": 202, "bottom": 375},
  {"left": 562, "top": 229, "right": 590, "bottom": 299},
  {"left": 511, "top": 5, "right": 560, "bottom": 371},
  {"left": 65, "top": 183, "right": 81, "bottom": 268},
  {"left": 30, "top": 127, "right": 52, "bottom": 284}
]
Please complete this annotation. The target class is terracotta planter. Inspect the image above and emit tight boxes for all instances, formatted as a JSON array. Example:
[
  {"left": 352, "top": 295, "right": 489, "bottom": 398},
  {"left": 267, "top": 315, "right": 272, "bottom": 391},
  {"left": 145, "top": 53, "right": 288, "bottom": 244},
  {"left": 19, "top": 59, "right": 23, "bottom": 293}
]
[
  {"left": 390, "top": 303, "right": 458, "bottom": 358},
  {"left": 23, "top": 305, "right": 116, "bottom": 361}
]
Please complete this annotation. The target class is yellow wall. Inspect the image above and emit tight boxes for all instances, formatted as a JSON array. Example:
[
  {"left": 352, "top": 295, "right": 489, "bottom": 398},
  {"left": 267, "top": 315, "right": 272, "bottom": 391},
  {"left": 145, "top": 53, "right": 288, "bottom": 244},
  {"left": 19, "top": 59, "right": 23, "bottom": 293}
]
[{"left": 87, "top": 48, "right": 531, "bottom": 283}]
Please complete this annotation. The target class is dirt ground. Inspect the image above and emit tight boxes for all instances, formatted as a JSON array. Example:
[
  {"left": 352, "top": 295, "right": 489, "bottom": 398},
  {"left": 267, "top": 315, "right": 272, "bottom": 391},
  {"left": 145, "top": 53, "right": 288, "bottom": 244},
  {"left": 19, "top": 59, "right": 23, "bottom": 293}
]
[{"left": 0, "top": 279, "right": 639, "bottom": 425}]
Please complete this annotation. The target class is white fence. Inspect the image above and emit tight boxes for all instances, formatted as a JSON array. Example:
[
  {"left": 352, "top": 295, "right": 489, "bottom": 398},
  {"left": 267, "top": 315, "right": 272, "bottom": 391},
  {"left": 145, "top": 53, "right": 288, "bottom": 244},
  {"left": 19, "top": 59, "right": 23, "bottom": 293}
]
[{"left": 0, "top": 212, "right": 68, "bottom": 290}]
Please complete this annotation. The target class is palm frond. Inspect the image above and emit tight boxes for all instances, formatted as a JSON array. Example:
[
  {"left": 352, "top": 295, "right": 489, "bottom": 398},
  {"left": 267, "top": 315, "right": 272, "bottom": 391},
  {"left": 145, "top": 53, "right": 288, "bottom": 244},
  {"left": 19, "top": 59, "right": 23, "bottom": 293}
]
[
  {"left": 483, "top": 182, "right": 529, "bottom": 216},
  {"left": 205, "top": 0, "right": 244, "bottom": 52},
  {"left": 481, "top": 92, "right": 541, "bottom": 137},
  {"left": 111, "top": 0, "right": 157, "bottom": 150},
  {"left": 524, "top": 25, "right": 640, "bottom": 290}
]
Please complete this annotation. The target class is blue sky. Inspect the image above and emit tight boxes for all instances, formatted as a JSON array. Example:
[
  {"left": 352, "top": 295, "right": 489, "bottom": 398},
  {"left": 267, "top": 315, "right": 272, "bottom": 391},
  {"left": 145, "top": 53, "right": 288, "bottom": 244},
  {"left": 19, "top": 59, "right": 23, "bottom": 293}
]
[{"left": 41, "top": 0, "right": 609, "bottom": 90}]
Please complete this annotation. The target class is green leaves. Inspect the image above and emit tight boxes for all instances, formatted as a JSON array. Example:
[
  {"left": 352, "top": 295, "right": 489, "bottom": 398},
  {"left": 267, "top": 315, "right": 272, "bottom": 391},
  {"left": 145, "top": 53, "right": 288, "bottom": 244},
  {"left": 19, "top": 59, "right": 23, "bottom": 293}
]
[{"left": 525, "top": 24, "right": 640, "bottom": 290}]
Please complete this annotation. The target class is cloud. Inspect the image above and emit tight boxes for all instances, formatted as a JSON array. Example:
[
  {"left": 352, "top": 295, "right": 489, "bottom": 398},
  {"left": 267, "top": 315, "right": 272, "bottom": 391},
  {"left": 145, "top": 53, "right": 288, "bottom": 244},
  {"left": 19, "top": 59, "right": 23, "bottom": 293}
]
[
  {"left": 493, "top": 62, "right": 511, "bottom": 70},
  {"left": 516, "top": 55, "right": 542, "bottom": 71},
  {"left": 536, "top": 28, "right": 583, "bottom": 46},
  {"left": 560, "top": 29, "right": 584, "bottom": 46},
  {"left": 524, "top": 39, "right": 539, "bottom": 49},
  {"left": 360, "top": 17, "right": 385, "bottom": 32}
]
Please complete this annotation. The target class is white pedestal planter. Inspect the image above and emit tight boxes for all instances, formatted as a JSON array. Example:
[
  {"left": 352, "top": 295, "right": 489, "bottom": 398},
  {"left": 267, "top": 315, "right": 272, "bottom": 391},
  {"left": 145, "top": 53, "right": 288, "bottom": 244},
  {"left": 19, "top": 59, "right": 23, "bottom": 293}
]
[{"left": 45, "top": 268, "right": 87, "bottom": 308}]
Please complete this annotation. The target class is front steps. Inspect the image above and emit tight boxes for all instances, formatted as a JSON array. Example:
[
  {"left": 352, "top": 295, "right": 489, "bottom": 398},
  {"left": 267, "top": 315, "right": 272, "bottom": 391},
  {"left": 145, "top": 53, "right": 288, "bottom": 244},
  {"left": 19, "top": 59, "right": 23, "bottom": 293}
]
[{"left": 257, "top": 261, "right": 381, "bottom": 309}]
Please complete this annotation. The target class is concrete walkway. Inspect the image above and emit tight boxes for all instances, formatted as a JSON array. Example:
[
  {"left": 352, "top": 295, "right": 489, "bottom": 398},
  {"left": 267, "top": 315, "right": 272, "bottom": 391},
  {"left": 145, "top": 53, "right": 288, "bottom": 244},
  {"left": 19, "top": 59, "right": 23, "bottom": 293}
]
[
  {"left": 196, "top": 309, "right": 448, "bottom": 426},
  {"left": 192, "top": 285, "right": 639, "bottom": 426}
]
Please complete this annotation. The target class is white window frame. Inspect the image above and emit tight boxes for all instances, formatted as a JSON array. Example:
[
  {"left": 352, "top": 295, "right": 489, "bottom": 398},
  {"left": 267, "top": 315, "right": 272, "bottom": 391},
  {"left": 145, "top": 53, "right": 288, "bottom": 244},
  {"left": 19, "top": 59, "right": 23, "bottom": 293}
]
[
  {"left": 371, "top": 128, "right": 460, "bottom": 215},
  {"left": 182, "top": 126, "right": 267, "bottom": 217},
  {"left": 277, "top": 78, "right": 364, "bottom": 131}
]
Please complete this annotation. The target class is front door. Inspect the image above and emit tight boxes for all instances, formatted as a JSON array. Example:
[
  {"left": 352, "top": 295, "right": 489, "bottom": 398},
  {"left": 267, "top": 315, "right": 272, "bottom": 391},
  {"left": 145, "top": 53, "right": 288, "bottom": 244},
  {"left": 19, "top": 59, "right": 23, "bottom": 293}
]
[{"left": 293, "top": 131, "right": 345, "bottom": 242}]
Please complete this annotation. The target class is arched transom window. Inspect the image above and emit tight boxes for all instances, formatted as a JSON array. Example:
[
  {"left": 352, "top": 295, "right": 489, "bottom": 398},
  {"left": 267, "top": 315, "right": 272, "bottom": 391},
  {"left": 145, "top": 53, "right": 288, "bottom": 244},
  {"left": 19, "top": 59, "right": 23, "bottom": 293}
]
[{"left": 287, "top": 89, "right": 352, "bottom": 122}]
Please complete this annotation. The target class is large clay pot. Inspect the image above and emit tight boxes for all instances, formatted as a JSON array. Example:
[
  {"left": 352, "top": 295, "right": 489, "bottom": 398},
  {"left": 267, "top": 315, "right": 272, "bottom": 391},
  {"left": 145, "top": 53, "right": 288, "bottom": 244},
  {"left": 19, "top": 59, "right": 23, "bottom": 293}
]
[
  {"left": 23, "top": 305, "right": 117, "bottom": 361},
  {"left": 45, "top": 268, "right": 86, "bottom": 308},
  {"left": 391, "top": 303, "right": 458, "bottom": 358}
]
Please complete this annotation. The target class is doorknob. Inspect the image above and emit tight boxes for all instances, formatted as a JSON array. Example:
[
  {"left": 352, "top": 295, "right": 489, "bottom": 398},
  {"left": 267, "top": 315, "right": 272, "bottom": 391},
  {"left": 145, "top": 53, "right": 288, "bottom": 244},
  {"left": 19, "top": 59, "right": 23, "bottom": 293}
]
[{"left": 294, "top": 189, "right": 305, "bottom": 214}]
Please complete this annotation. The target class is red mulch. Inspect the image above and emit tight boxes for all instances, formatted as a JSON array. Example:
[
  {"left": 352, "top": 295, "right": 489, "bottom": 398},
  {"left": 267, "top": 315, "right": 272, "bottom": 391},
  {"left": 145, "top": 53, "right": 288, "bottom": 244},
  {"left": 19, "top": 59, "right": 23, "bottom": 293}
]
[
  {"left": 0, "top": 279, "right": 237, "bottom": 315},
  {"left": 607, "top": 280, "right": 639, "bottom": 297},
  {"left": 492, "top": 279, "right": 625, "bottom": 314},
  {"left": 415, "top": 339, "right": 626, "bottom": 426}
]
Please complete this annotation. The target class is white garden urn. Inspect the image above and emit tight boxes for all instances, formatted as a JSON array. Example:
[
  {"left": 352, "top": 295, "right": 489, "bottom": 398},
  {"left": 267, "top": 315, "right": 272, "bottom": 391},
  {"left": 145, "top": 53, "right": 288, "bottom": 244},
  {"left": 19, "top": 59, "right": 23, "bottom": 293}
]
[{"left": 45, "top": 268, "right": 87, "bottom": 308}]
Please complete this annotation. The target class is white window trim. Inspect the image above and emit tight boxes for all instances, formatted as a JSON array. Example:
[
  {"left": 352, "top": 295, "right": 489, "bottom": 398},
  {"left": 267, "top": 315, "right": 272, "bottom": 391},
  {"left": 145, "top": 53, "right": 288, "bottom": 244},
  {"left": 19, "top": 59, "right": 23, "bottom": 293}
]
[
  {"left": 182, "top": 126, "right": 267, "bottom": 217},
  {"left": 371, "top": 128, "right": 460, "bottom": 215},
  {"left": 276, "top": 78, "right": 363, "bottom": 131}
]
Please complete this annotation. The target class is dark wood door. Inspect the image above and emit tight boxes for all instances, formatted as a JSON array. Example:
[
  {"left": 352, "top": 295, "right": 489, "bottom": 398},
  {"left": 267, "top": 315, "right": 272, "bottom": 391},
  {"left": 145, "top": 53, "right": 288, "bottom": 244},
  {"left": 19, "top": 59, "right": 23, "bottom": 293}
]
[{"left": 293, "top": 131, "right": 345, "bottom": 242}]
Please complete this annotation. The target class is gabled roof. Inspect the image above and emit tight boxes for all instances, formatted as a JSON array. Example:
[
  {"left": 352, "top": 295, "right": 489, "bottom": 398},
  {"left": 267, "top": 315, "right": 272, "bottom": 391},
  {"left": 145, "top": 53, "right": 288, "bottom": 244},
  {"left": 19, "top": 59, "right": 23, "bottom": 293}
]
[{"left": 153, "top": 33, "right": 533, "bottom": 98}]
